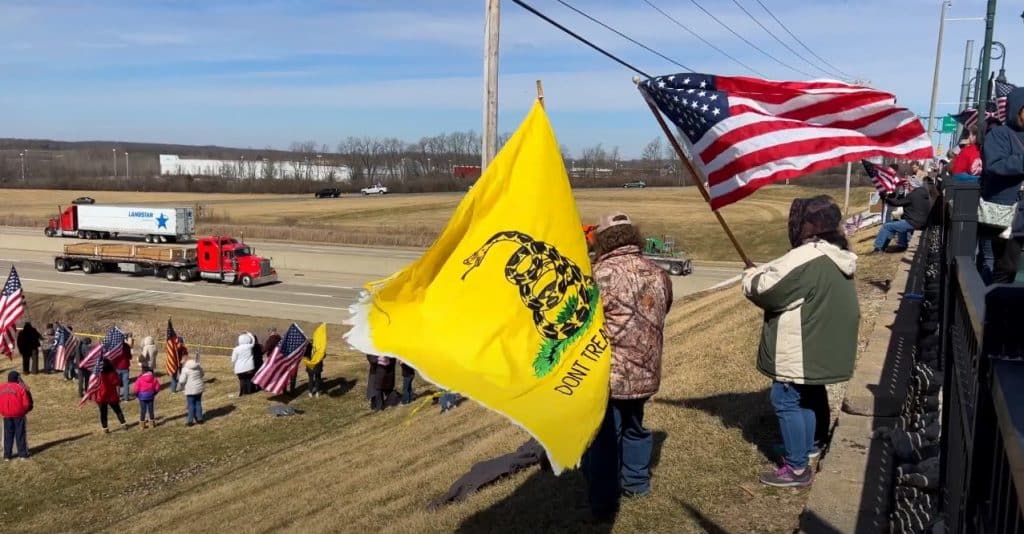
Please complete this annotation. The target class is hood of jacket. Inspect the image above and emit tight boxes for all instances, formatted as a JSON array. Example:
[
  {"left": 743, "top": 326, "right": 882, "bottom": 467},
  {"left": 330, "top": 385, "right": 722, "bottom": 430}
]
[
  {"left": 142, "top": 336, "right": 155, "bottom": 347},
  {"left": 1007, "top": 87, "right": 1024, "bottom": 132},
  {"left": 812, "top": 241, "right": 857, "bottom": 277},
  {"left": 184, "top": 359, "right": 200, "bottom": 370},
  {"left": 236, "top": 333, "right": 254, "bottom": 347}
]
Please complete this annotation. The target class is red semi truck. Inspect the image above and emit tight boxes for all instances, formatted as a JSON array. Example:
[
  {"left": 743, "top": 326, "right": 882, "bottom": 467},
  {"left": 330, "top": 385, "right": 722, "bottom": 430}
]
[{"left": 53, "top": 235, "right": 277, "bottom": 287}]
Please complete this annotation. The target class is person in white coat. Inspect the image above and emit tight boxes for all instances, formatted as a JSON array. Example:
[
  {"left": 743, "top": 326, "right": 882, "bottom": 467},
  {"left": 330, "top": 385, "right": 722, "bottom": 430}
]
[
  {"left": 176, "top": 359, "right": 205, "bottom": 426},
  {"left": 138, "top": 336, "right": 158, "bottom": 373},
  {"left": 231, "top": 333, "right": 256, "bottom": 396}
]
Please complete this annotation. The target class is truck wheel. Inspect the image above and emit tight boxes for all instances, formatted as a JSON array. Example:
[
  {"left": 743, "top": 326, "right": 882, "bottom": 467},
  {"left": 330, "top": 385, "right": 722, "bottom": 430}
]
[
  {"left": 82, "top": 261, "right": 95, "bottom": 274},
  {"left": 165, "top": 267, "right": 178, "bottom": 281},
  {"left": 55, "top": 258, "right": 69, "bottom": 272},
  {"left": 669, "top": 262, "right": 685, "bottom": 276},
  {"left": 241, "top": 275, "right": 253, "bottom": 287},
  {"left": 102, "top": 232, "right": 111, "bottom": 239},
  {"left": 178, "top": 269, "right": 192, "bottom": 282},
  {"left": 144, "top": 235, "right": 152, "bottom": 243},
  {"left": 44, "top": 228, "right": 55, "bottom": 237},
  {"left": 77, "top": 230, "right": 86, "bottom": 239}
]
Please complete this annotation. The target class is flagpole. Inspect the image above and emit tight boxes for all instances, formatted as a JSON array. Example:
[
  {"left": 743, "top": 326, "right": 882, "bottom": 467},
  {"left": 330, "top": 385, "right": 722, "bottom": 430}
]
[
  {"left": 536, "top": 79, "right": 544, "bottom": 107},
  {"left": 636, "top": 83, "right": 755, "bottom": 268}
]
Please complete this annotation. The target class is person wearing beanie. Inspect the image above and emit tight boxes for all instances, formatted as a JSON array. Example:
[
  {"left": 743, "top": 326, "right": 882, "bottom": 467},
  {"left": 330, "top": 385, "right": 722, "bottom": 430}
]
[
  {"left": 743, "top": 196, "right": 859, "bottom": 488},
  {"left": 0, "top": 371, "right": 33, "bottom": 460}
]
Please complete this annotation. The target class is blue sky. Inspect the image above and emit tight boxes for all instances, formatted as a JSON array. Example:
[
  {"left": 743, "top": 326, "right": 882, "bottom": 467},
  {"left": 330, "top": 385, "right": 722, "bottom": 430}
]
[{"left": 2, "top": 0, "right": 1022, "bottom": 157}]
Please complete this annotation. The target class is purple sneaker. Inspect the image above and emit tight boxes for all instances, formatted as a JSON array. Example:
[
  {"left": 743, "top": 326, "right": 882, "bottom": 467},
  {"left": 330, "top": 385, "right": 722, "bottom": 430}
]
[{"left": 759, "top": 464, "right": 812, "bottom": 488}]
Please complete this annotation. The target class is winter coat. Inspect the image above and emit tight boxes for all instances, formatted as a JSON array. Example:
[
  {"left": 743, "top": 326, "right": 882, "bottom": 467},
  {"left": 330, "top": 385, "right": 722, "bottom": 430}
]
[
  {"left": 132, "top": 371, "right": 160, "bottom": 401},
  {"left": 743, "top": 241, "right": 860, "bottom": 385},
  {"left": 96, "top": 370, "right": 122, "bottom": 404},
  {"left": 16, "top": 325, "right": 41, "bottom": 355},
  {"left": 951, "top": 143, "right": 982, "bottom": 177},
  {"left": 138, "top": 336, "right": 158, "bottom": 370},
  {"left": 593, "top": 244, "right": 673, "bottom": 400},
  {"left": 982, "top": 87, "right": 1024, "bottom": 205},
  {"left": 884, "top": 186, "right": 932, "bottom": 230},
  {"left": 112, "top": 342, "right": 132, "bottom": 371},
  {"left": 231, "top": 334, "right": 256, "bottom": 374},
  {"left": 177, "top": 360, "right": 205, "bottom": 395},
  {"left": 0, "top": 380, "right": 32, "bottom": 418}
]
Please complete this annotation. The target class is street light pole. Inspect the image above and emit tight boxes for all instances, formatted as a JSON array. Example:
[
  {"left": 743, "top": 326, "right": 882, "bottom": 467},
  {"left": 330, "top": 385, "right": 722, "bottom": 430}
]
[
  {"left": 977, "top": 0, "right": 998, "bottom": 147},
  {"left": 953, "top": 39, "right": 975, "bottom": 150},
  {"left": 926, "top": 0, "right": 951, "bottom": 164},
  {"left": 125, "top": 152, "right": 129, "bottom": 181},
  {"left": 19, "top": 151, "right": 25, "bottom": 182},
  {"left": 112, "top": 148, "right": 117, "bottom": 178}
]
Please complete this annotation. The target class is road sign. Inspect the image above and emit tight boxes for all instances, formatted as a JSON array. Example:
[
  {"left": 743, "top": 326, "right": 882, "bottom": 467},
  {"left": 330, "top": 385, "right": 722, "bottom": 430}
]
[{"left": 941, "top": 115, "right": 958, "bottom": 133}]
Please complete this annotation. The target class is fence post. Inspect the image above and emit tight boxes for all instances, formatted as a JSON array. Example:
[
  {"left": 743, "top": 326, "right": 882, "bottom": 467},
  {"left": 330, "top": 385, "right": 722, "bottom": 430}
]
[{"left": 945, "top": 182, "right": 980, "bottom": 262}]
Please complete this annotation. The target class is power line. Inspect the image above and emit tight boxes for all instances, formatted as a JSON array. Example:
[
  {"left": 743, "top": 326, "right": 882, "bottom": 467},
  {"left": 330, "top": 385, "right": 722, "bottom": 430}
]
[
  {"left": 640, "top": 0, "right": 765, "bottom": 77},
  {"left": 751, "top": 0, "right": 855, "bottom": 80},
  {"left": 728, "top": 0, "right": 845, "bottom": 80},
  {"left": 511, "top": 0, "right": 651, "bottom": 78},
  {"left": 684, "top": 0, "right": 815, "bottom": 78},
  {"left": 553, "top": 0, "right": 693, "bottom": 71}
]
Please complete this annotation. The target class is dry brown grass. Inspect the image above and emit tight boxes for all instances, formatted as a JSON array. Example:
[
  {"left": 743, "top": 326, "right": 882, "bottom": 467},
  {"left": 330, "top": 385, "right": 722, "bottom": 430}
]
[
  {"left": 3, "top": 225, "right": 899, "bottom": 533},
  {"left": 0, "top": 186, "right": 873, "bottom": 261}
]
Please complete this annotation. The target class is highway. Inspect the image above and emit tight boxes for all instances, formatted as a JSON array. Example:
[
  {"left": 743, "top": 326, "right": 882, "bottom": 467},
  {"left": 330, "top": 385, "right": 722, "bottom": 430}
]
[{"left": 0, "top": 226, "right": 742, "bottom": 324}]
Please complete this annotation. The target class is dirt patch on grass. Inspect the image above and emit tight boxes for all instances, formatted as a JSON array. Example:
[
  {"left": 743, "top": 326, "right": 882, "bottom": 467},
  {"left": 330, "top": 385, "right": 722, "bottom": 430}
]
[{"left": 4, "top": 226, "right": 898, "bottom": 533}]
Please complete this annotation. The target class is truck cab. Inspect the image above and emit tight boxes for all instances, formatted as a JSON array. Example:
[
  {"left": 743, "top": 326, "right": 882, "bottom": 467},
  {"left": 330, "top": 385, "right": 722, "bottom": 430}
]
[
  {"left": 195, "top": 237, "right": 277, "bottom": 287},
  {"left": 45, "top": 206, "right": 81, "bottom": 238}
]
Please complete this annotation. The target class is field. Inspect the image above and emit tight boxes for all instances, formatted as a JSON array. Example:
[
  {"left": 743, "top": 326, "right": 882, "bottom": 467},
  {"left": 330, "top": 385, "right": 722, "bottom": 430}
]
[
  {"left": 0, "top": 186, "right": 873, "bottom": 262},
  {"left": 2, "top": 229, "right": 898, "bottom": 533}
]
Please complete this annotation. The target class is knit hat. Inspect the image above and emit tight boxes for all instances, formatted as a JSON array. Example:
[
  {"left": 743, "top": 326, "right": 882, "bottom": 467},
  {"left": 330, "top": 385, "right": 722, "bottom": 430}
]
[
  {"left": 788, "top": 196, "right": 845, "bottom": 249},
  {"left": 8, "top": 370, "right": 20, "bottom": 383}
]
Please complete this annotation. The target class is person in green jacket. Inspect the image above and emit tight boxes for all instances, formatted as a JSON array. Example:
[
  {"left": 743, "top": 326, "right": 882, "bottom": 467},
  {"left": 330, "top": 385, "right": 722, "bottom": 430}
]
[{"left": 742, "top": 195, "right": 859, "bottom": 488}]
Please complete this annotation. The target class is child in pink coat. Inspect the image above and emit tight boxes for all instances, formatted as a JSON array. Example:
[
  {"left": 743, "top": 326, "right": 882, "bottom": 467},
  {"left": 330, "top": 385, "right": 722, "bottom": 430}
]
[{"left": 132, "top": 367, "right": 161, "bottom": 428}]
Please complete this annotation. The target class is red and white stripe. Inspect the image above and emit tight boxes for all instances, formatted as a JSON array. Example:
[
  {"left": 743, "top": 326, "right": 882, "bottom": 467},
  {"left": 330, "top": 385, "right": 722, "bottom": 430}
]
[
  {"left": 252, "top": 343, "right": 307, "bottom": 395},
  {"left": 692, "top": 77, "right": 931, "bottom": 210},
  {"left": 54, "top": 336, "right": 80, "bottom": 372},
  {"left": 0, "top": 292, "right": 24, "bottom": 359}
]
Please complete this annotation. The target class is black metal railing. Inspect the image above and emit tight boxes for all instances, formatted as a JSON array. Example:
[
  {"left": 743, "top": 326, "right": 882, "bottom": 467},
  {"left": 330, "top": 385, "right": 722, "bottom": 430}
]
[{"left": 937, "top": 182, "right": 1024, "bottom": 533}]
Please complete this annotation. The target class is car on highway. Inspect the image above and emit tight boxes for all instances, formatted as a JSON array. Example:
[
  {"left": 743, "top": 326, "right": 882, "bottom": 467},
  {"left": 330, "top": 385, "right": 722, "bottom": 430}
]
[
  {"left": 315, "top": 188, "right": 341, "bottom": 198},
  {"left": 71, "top": 196, "right": 96, "bottom": 205},
  {"left": 623, "top": 181, "right": 646, "bottom": 189},
  {"left": 361, "top": 184, "right": 388, "bottom": 195}
]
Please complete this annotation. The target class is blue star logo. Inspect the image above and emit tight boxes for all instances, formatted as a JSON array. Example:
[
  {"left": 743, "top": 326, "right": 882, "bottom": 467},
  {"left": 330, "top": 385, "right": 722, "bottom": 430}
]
[{"left": 155, "top": 213, "right": 169, "bottom": 229}]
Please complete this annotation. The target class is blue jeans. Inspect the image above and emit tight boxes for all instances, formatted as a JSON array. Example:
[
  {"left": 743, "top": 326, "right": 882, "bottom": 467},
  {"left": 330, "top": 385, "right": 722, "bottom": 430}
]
[
  {"left": 138, "top": 399, "right": 155, "bottom": 421},
  {"left": 874, "top": 220, "right": 915, "bottom": 251},
  {"left": 584, "top": 398, "right": 653, "bottom": 516},
  {"left": 439, "top": 392, "right": 461, "bottom": 412},
  {"left": 117, "top": 369, "right": 130, "bottom": 400},
  {"left": 186, "top": 394, "right": 203, "bottom": 424},
  {"left": 3, "top": 417, "right": 29, "bottom": 459},
  {"left": 771, "top": 382, "right": 828, "bottom": 470}
]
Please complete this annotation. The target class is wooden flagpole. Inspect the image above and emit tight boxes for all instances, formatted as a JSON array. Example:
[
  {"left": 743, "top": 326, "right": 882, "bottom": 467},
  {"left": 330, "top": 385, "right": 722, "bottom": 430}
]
[
  {"left": 636, "top": 83, "right": 754, "bottom": 268},
  {"left": 536, "top": 79, "right": 544, "bottom": 107}
]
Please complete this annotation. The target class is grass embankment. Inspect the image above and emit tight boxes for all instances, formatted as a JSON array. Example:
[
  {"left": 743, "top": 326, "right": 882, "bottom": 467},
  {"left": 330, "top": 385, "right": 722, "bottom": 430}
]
[
  {"left": 0, "top": 186, "right": 873, "bottom": 262},
  {"left": 4, "top": 229, "right": 897, "bottom": 533}
]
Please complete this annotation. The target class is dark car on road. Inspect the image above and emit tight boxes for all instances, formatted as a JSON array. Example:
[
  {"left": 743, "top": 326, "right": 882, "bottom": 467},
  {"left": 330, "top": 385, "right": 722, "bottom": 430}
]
[
  {"left": 315, "top": 188, "right": 341, "bottom": 198},
  {"left": 71, "top": 196, "right": 95, "bottom": 205},
  {"left": 623, "top": 181, "right": 646, "bottom": 189}
]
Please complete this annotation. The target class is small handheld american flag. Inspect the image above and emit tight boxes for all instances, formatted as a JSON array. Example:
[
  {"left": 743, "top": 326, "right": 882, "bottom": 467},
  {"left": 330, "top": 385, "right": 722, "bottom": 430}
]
[
  {"left": 0, "top": 266, "right": 26, "bottom": 359},
  {"left": 862, "top": 161, "right": 901, "bottom": 194},
  {"left": 53, "top": 323, "right": 80, "bottom": 372},
  {"left": 252, "top": 323, "right": 309, "bottom": 395},
  {"left": 165, "top": 319, "right": 186, "bottom": 379}
]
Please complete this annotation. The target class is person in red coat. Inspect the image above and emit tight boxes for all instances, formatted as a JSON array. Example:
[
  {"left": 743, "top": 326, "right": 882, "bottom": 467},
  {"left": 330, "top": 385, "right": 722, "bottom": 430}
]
[
  {"left": 95, "top": 360, "right": 128, "bottom": 433},
  {"left": 0, "top": 370, "right": 33, "bottom": 460}
]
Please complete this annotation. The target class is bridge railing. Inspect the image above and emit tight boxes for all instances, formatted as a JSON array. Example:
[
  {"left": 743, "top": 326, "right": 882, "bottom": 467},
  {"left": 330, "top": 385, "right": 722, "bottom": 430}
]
[{"left": 937, "top": 182, "right": 1024, "bottom": 533}]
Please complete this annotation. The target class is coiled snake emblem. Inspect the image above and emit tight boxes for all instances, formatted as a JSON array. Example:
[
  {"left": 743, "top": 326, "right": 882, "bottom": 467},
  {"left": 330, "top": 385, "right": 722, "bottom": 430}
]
[{"left": 462, "top": 231, "right": 597, "bottom": 377}]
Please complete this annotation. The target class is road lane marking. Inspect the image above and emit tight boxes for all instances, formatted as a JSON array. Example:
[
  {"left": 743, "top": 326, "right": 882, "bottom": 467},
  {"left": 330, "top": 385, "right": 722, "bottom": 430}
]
[{"left": 21, "top": 277, "right": 348, "bottom": 311}]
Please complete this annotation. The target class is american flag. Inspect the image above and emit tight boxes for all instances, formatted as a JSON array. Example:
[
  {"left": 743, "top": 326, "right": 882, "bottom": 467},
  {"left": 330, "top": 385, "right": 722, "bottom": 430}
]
[
  {"left": 955, "top": 102, "right": 998, "bottom": 131},
  {"left": 53, "top": 322, "right": 80, "bottom": 371},
  {"left": 641, "top": 73, "right": 932, "bottom": 209},
  {"left": 252, "top": 323, "right": 309, "bottom": 395},
  {"left": 863, "top": 161, "right": 901, "bottom": 194},
  {"left": 165, "top": 319, "right": 186, "bottom": 379},
  {"left": 995, "top": 80, "right": 1017, "bottom": 123},
  {"left": 0, "top": 267, "right": 26, "bottom": 359},
  {"left": 78, "top": 327, "right": 126, "bottom": 406}
]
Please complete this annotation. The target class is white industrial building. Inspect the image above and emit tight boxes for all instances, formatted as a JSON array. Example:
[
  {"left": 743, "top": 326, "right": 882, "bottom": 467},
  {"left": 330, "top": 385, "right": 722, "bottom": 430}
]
[{"left": 159, "top": 154, "right": 352, "bottom": 181}]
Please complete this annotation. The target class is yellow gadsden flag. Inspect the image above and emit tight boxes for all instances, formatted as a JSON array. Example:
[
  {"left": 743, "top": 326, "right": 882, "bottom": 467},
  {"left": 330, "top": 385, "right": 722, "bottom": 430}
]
[{"left": 345, "top": 101, "right": 610, "bottom": 473}]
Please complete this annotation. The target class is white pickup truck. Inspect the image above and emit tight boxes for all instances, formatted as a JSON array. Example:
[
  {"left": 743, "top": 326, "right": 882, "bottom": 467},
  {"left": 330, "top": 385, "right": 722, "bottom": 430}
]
[{"left": 360, "top": 184, "right": 388, "bottom": 195}]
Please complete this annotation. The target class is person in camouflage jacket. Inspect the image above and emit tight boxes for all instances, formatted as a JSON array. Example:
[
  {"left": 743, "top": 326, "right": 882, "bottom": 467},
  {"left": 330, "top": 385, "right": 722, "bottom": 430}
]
[{"left": 584, "top": 211, "right": 672, "bottom": 522}]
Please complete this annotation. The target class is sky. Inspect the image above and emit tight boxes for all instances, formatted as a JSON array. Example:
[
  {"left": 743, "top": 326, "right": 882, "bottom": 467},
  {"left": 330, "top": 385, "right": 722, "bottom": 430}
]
[{"left": 1, "top": 0, "right": 1022, "bottom": 158}]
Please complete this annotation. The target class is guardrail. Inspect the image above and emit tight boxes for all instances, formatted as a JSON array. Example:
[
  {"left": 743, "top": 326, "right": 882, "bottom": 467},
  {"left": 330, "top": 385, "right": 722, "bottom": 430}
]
[{"left": 937, "top": 182, "right": 1024, "bottom": 533}]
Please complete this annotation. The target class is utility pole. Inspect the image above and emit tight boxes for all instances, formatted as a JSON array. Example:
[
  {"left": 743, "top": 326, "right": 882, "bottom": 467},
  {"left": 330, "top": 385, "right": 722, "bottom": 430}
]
[
  {"left": 482, "top": 0, "right": 500, "bottom": 171},
  {"left": 977, "top": 0, "right": 998, "bottom": 147},
  {"left": 19, "top": 151, "right": 25, "bottom": 182},
  {"left": 926, "top": 0, "right": 951, "bottom": 165},
  {"left": 953, "top": 39, "right": 975, "bottom": 150},
  {"left": 125, "top": 151, "right": 130, "bottom": 181},
  {"left": 112, "top": 148, "right": 117, "bottom": 178}
]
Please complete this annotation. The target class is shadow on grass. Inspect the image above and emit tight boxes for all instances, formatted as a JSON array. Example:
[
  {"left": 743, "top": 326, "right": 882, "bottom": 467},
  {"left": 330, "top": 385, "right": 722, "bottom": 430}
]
[
  {"left": 654, "top": 390, "right": 777, "bottom": 461},
  {"left": 676, "top": 499, "right": 730, "bottom": 534},
  {"left": 31, "top": 432, "right": 90, "bottom": 455},
  {"left": 162, "top": 403, "right": 236, "bottom": 424},
  {"left": 456, "top": 468, "right": 607, "bottom": 533}
]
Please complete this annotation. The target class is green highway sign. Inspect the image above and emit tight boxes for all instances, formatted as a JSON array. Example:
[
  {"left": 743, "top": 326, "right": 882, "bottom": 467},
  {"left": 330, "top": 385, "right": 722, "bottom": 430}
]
[{"left": 941, "top": 115, "right": 958, "bottom": 133}]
